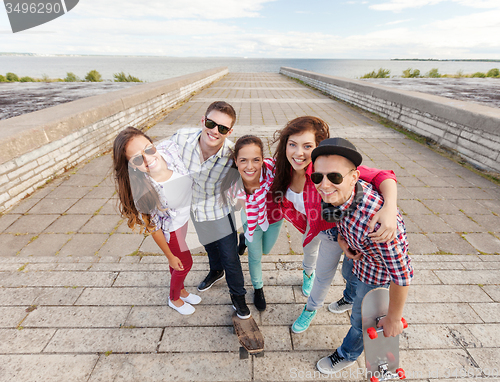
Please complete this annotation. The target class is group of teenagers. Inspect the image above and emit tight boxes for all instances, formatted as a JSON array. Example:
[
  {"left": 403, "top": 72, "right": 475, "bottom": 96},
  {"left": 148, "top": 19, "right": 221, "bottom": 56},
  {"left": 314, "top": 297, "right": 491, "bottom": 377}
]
[{"left": 112, "top": 101, "right": 413, "bottom": 375}]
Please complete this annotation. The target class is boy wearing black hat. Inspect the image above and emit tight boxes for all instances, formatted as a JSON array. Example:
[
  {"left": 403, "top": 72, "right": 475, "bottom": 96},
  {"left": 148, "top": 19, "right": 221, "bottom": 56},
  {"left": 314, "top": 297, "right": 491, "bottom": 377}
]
[{"left": 310, "top": 137, "right": 413, "bottom": 375}]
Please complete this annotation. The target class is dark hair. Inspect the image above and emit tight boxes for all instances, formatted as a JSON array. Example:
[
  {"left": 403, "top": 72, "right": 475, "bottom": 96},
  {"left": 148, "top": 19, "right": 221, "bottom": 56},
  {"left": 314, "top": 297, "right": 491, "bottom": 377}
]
[
  {"left": 112, "top": 126, "right": 161, "bottom": 233},
  {"left": 205, "top": 101, "right": 237, "bottom": 127},
  {"left": 271, "top": 116, "right": 330, "bottom": 203},
  {"left": 219, "top": 135, "right": 264, "bottom": 206}
]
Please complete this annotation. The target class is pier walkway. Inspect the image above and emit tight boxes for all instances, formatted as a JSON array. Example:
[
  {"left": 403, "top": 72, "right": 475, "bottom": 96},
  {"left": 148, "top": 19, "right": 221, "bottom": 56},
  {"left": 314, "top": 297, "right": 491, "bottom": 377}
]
[{"left": 1, "top": 73, "right": 500, "bottom": 382}]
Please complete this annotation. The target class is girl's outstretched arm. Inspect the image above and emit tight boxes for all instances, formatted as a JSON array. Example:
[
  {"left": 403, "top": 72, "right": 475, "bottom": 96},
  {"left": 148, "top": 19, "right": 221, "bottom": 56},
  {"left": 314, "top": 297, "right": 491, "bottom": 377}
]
[
  {"left": 368, "top": 178, "right": 398, "bottom": 243},
  {"left": 151, "top": 229, "right": 184, "bottom": 271}
]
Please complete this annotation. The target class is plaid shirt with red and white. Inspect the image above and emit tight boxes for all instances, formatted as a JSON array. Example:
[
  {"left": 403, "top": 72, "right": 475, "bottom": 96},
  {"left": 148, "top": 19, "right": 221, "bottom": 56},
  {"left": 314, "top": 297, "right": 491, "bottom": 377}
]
[
  {"left": 281, "top": 162, "right": 398, "bottom": 246},
  {"left": 236, "top": 158, "right": 283, "bottom": 242},
  {"left": 337, "top": 180, "right": 413, "bottom": 286}
]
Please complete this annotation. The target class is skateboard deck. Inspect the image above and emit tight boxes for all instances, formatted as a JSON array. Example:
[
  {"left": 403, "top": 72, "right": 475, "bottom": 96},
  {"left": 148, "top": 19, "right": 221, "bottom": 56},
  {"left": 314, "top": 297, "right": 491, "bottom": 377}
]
[
  {"left": 232, "top": 312, "right": 264, "bottom": 359},
  {"left": 362, "top": 288, "right": 407, "bottom": 382}
]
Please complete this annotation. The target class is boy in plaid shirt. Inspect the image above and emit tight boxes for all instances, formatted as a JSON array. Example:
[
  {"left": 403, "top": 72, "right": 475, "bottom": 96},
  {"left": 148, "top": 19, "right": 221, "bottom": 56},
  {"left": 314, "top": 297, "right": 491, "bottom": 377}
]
[{"left": 309, "top": 137, "right": 413, "bottom": 375}]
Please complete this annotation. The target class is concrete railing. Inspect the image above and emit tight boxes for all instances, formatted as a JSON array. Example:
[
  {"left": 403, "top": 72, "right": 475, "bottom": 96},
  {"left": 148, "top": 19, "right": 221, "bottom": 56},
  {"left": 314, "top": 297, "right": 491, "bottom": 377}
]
[
  {"left": 280, "top": 67, "right": 500, "bottom": 174},
  {"left": 0, "top": 67, "right": 228, "bottom": 213}
]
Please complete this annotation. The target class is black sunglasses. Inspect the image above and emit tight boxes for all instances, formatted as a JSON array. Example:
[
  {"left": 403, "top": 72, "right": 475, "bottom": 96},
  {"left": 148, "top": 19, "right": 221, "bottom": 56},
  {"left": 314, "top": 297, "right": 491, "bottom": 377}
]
[
  {"left": 205, "top": 118, "right": 231, "bottom": 135},
  {"left": 311, "top": 169, "right": 355, "bottom": 185},
  {"left": 129, "top": 144, "right": 157, "bottom": 166}
]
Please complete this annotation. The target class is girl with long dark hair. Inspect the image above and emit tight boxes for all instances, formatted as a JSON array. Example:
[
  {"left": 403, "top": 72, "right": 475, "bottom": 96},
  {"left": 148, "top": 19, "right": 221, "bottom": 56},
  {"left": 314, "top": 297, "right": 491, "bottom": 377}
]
[
  {"left": 220, "top": 135, "right": 284, "bottom": 311},
  {"left": 113, "top": 126, "right": 200, "bottom": 315},
  {"left": 270, "top": 116, "right": 399, "bottom": 333}
]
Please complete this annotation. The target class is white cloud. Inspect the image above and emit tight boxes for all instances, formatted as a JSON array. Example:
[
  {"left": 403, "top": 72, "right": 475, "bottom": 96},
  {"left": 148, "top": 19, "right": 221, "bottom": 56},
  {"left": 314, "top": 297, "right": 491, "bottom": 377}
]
[
  {"left": 370, "top": 0, "right": 500, "bottom": 12},
  {"left": 382, "top": 19, "right": 413, "bottom": 25},
  {"left": 73, "top": 0, "right": 278, "bottom": 19},
  {"left": 1, "top": 0, "right": 499, "bottom": 59}
]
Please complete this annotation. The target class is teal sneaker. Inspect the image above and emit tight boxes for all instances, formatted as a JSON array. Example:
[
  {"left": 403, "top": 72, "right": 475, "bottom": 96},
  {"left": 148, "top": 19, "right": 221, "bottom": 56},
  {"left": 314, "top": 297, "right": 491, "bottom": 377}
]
[
  {"left": 302, "top": 270, "right": 315, "bottom": 297},
  {"left": 292, "top": 305, "right": 317, "bottom": 333}
]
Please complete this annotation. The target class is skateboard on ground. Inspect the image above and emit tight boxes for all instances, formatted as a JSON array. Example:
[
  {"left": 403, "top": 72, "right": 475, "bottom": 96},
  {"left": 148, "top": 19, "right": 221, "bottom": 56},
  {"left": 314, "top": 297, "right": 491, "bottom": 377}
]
[
  {"left": 232, "top": 312, "right": 264, "bottom": 359},
  {"left": 362, "top": 288, "right": 408, "bottom": 382}
]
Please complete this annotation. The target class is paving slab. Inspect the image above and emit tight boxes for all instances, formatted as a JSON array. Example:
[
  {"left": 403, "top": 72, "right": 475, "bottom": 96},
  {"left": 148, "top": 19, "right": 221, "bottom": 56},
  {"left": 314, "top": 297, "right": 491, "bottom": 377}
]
[
  {"left": 88, "top": 353, "right": 251, "bottom": 382},
  {"left": 0, "top": 329, "right": 56, "bottom": 353},
  {"left": 1, "top": 72, "right": 500, "bottom": 381},
  {"left": 44, "top": 328, "right": 162, "bottom": 353},
  {"left": 21, "top": 306, "right": 131, "bottom": 328},
  {"left": 0, "top": 286, "right": 84, "bottom": 305},
  {"left": 0, "top": 354, "right": 98, "bottom": 382}
]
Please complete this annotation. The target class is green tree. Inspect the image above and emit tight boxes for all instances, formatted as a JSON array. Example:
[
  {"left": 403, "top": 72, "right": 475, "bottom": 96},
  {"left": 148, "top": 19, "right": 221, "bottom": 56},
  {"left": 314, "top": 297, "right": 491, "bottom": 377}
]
[
  {"left": 486, "top": 68, "right": 500, "bottom": 78},
  {"left": 64, "top": 72, "right": 80, "bottom": 82},
  {"left": 85, "top": 70, "right": 102, "bottom": 82},
  {"left": 0, "top": 75, "right": 6, "bottom": 82},
  {"left": 113, "top": 72, "right": 142, "bottom": 82},
  {"left": 361, "top": 68, "right": 390, "bottom": 78},
  {"left": 6, "top": 72, "right": 19, "bottom": 81},
  {"left": 20, "top": 76, "right": 35, "bottom": 82},
  {"left": 471, "top": 72, "right": 486, "bottom": 78},
  {"left": 424, "top": 68, "right": 441, "bottom": 78},
  {"left": 402, "top": 68, "right": 420, "bottom": 78}
]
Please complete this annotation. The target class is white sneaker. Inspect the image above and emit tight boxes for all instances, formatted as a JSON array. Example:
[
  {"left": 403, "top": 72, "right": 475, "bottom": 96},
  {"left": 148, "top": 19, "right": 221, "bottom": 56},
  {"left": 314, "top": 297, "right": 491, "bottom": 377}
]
[
  {"left": 168, "top": 299, "right": 195, "bottom": 315},
  {"left": 180, "top": 293, "right": 202, "bottom": 305}
]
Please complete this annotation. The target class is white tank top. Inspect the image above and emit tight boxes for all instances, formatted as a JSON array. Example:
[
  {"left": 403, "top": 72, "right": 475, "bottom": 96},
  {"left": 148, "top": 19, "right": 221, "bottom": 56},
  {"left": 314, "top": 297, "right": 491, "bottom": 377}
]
[
  {"left": 158, "top": 171, "right": 192, "bottom": 231},
  {"left": 285, "top": 188, "right": 306, "bottom": 215}
]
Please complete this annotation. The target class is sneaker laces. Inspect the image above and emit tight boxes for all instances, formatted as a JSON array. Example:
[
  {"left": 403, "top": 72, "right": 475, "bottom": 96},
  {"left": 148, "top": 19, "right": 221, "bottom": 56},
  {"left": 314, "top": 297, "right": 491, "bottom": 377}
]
[
  {"left": 328, "top": 351, "right": 344, "bottom": 367},
  {"left": 337, "top": 297, "right": 351, "bottom": 307},
  {"left": 296, "top": 308, "right": 314, "bottom": 325}
]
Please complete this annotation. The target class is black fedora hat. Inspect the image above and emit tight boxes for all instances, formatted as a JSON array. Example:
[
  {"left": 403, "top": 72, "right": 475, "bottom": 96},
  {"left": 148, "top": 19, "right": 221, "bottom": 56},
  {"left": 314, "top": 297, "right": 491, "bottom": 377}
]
[{"left": 311, "top": 137, "right": 362, "bottom": 167}]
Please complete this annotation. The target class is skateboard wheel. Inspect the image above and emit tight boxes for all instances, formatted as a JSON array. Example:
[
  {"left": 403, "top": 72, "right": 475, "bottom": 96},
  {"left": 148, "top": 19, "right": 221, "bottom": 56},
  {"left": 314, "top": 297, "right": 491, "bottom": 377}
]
[
  {"left": 401, "top": 317, "right": 408, "bottom": 329},
  {"left": 367, "top": 327, "right": 378, "bottom": 339},
  {"left": 396, "top": 368, "right": 406, "bottom": 379},
  {"left": 370, "top": 377, "right": 379, "bottom": 382},
  {"left": 239, "top": 347, "right": 249, "bottom": 359}
]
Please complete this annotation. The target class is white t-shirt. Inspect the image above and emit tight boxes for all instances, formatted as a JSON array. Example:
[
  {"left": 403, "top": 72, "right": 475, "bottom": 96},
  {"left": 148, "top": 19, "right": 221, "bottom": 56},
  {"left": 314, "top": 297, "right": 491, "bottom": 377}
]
[
  {"left": 158, "top": 171, "right": 192, "bottom": 232},
  {"left": 285, "top": 188, "right": 306, "bottom": 215}
]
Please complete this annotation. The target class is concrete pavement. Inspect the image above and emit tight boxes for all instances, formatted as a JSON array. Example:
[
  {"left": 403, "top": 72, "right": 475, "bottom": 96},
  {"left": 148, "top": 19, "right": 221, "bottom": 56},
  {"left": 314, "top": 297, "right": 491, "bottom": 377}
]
[{"left": 1, "top": 72, "right": 500, "bottom": 381}]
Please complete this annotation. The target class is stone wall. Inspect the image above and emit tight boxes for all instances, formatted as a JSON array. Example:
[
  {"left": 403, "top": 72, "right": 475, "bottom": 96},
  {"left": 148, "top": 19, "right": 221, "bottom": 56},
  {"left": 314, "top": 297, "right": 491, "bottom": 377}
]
[
  {"left": 0, "top": 67, "right": 228, "bottom": 213},
  {"left": 280, "top": 67, "right": 500, "bottom": 174}
]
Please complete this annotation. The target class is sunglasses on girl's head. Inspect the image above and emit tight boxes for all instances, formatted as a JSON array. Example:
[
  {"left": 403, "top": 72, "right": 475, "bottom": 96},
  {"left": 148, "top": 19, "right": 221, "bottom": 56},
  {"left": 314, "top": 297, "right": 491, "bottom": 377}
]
[
  {"left": 204, "top": 118, "right": 231, "bottom": 135},
  {"left": 129, "top": 144, "right": 157, "bottom": 166},
  {"left": 311, "top": 169, "right": 355, "bottom": 185}
]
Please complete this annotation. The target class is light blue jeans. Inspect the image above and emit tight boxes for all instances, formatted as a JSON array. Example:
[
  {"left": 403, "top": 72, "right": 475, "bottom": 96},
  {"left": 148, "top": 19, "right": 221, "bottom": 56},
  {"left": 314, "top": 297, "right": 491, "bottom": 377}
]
[
  {"left": 306, "top": 227, "right": 344, "bottom": 311},
  {"left": 241, "top": 209, "right": 284, "bottom": 289},
  {"left": 337, "top": 258, "right": 390, "bottom": 361}
]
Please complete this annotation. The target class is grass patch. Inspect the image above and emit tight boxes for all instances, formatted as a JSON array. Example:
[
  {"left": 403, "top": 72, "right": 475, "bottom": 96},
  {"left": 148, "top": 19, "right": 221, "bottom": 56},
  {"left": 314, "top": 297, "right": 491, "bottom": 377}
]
[
  {"left": 17, "top": 263, "right": 28, "bottom": 271},
  {"left": 361, "top": 68, "right": 390, "bottom": 78},
  {"left": 113, "top": 72, "right": 142, "bottom": 82}
]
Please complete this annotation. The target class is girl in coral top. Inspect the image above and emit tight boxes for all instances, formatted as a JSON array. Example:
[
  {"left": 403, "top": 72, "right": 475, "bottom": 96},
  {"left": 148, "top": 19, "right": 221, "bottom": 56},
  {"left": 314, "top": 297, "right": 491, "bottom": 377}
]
[{"left": 269, "top": 116, "right": 399, "bottom": 333}]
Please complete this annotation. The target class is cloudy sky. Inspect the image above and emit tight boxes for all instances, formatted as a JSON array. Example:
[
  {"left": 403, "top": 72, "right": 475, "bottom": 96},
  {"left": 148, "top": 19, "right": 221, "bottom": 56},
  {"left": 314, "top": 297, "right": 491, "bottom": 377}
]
[{"left": 1, "top": 0, "right": 499, "bottom": 59}]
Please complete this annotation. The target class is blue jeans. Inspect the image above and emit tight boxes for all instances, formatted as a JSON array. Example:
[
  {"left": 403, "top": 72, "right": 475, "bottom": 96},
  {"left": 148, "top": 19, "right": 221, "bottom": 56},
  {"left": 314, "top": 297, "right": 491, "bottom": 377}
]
[
  {"left": 241, "top": 210, "right": 284, "bottom": 289},
  {"left": 337, "top": 259, "right": 389, "bottom": 362},
  {"left": 192, "top": 211, "right": 246, "bottom": 296}
]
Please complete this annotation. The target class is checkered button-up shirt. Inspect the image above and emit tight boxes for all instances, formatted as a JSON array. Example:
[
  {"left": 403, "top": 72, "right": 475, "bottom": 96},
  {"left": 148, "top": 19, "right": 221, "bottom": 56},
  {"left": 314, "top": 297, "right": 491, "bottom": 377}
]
[
  {"left": 170, "top": 128, "right": 234, "bottom": 222},
  {"left": 337, "top": 180, "right": 413, "bottom": 286}
]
